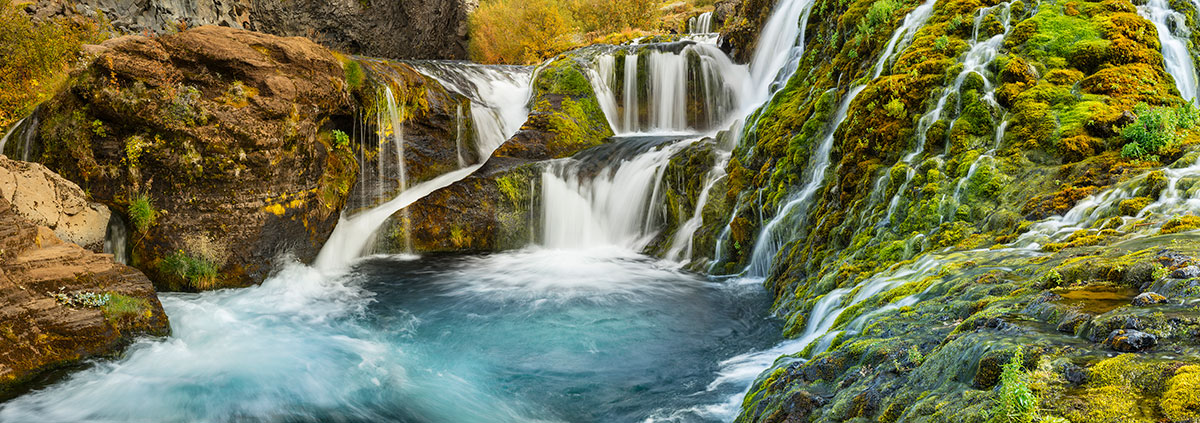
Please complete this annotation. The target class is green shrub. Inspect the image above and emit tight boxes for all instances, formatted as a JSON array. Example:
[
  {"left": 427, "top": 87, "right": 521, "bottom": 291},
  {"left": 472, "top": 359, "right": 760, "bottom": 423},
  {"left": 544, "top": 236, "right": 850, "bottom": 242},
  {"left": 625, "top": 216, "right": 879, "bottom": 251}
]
[
  {"left": 161, "top": 250, "right": 219, "bottom": 290},
  {"left": 332, "top": 129, "right": 350, "bottom": 148},
  {"left": 856, "top": 0, "right": 900, "bottom": 38},
  {"left": 342, "top": 60, "right": 364, "bottom": 91},
  {"left": 1121, "top": 103, "right": 1182, "bottom": 159},
  {"left": 990, "top": 348, "right": 1037, "bottom": 423},
  {"left": 128, "top": 192, "right": 157, "bottom": 233}
]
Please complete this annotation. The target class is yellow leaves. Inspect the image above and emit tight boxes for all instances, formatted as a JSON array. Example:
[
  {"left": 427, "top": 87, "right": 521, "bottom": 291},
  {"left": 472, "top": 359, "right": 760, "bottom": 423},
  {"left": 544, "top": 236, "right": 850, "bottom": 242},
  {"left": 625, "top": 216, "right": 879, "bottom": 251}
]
[{"left": 468, "top": 0, "right": 674, "bottom": 64}]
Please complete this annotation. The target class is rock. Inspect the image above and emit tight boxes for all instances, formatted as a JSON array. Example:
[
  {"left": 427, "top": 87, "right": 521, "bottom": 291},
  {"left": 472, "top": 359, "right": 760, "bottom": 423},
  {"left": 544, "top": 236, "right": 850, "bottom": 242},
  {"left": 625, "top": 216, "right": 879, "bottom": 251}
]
[
  {"left": 1132, "top": 292, "right": 1168, "bottom": 306},
  {"left": 31, "top": 26, "right": 359, "bottom": 290},
  {"left": 1105, "top": 329, "right": 1157, "bottom": 352},
  {"left": 717, "top": 0, "right": 777, "bottom": 63},
  {"left": 1170, "top": 266, "right": 1200, "bottom": 279},
  {"left": 0, "top": 155, "right": 111, "bottom": 251},
  {"left": 1157, "top": 250, "right": 1194, "bottom": 268},
  {"left": 1057, "top": 312, "right": 1091, "bottom": 334},
  {"left": 0, "top": 195, "right": 168, "bottom": 393},
  {"left": 27, "top": 0, "right": 472, "bottom": 60}
]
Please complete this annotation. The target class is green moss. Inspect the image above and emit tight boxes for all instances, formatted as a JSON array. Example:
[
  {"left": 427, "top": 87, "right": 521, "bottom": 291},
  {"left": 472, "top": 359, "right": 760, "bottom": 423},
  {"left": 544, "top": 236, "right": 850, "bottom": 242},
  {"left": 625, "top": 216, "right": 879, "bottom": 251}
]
[
  {"left": 343, "top": 59, "right": 365, "bottom": 91},
  {"left": 1161, "top": 215, "right": 1200, "bottom": 234}
]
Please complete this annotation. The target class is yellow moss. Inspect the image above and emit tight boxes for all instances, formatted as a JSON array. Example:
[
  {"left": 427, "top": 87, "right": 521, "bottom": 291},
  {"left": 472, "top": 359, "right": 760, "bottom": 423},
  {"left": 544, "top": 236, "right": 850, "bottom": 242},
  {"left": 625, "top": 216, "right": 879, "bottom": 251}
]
[
  {"left": 264, "top": 203, "right": 286, "bottom": 216},
  {"left": 1161, "top": 215, "right": 1200, "bottom": 234},
  {"left": 1161, "top": 366, "right": 1200, "bottom": 421},
  {"left": 1067, "top": 386, "right": 1139, "bottom": 423}
]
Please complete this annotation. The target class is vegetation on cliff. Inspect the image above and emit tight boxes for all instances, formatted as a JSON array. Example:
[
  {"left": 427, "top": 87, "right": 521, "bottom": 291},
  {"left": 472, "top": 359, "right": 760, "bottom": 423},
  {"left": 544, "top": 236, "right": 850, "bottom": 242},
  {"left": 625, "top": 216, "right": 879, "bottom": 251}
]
[{"left": 0, "top": 0, "right": 108, "bottom": 130}]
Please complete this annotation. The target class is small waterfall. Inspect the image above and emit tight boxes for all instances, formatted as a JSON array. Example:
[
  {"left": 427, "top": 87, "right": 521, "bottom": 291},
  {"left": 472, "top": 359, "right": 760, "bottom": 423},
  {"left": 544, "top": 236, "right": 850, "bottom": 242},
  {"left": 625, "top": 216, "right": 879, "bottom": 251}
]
[
  {"left": 0, "top": 114, "right": 40, "bottom": 160},
  {"left": 589, "top": 43, "right": 749, "bottom": 134},
  {"left": 409, "top": 62, "right": 535, "bottom": 154},
  {"left": 871, "top": 0, "right": 938, "bottom": 79},
  {"left": 746, "top": 0, "right": 818, "bottom": 102},
  {"left": 688, "top": 12, "right": 714, "bottom": 34},
  {"left": 541, "top": 137, "right": 696, "bottom": 250},
  {"left": 455, "top": 104, "right": 466, "bottom": 168},
  {"left": 880, "top": 2, "right": 1013, "bottom": 225},
  {"left": 103, "top": 214, "right": 129, "bottom": 265},
  {"left": 665, "top": 156, "right": 728, "bottom": 262},
  {"left": 316, "top": 65, "right": 533, "bottom": 269},
  {"left": 744, "top": 85, "right": 866, "bottom": 277},
  {"left": 1141, "top": 0, "right": 1199, "bottom": 102},
  {"left": 381, "top": 86, "right": 409, "bottom": 192}
]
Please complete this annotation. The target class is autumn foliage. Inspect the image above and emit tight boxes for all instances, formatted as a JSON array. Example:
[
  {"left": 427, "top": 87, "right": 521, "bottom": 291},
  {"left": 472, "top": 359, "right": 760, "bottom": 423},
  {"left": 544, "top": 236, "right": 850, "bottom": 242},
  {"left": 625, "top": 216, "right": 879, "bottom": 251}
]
[
  {"left": 469, "top": 0, "right": 672, "bottom": 64},
  {"left": 0, "top": 0, "right": 108, "bottom": 130}
]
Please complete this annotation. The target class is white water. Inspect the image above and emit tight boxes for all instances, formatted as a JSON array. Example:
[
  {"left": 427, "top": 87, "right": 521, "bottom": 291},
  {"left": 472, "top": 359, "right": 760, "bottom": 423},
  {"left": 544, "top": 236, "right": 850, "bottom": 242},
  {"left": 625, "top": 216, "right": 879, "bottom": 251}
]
[
  {"left": 541, "top": 139, "right": 697, "bottom": 250},
  {"left": 590, "top": 43, "right": 749, "bottom": 134},
  {"left": 1140, "top": 0, "right": 1199, "bottom": 102},
  {"left": 666, "top": 156, "right": 728, "bottom": 262},
  {"left": 688, "top": 11, "right": 715, "bottom": 34},
  {"left": 381, "top": 86, "right": 409, "bottom": 192},
  {"left": 747, "top": 0, "right": 818, "bottom": 102},
  {"left": 102, "top": 215, "right": 129, "bottom": 265},
  {"left": 880, "top": 2, "right": 1012, "bottom": 225},
  {"left": 318, "top": 65, "right": 533, "bottom": 269},
  {"left": 409, "top": 63, "right": 534, "bottom": 154},
  {"left": 0, "top": 116, "right": 24, "bottom": 156}
]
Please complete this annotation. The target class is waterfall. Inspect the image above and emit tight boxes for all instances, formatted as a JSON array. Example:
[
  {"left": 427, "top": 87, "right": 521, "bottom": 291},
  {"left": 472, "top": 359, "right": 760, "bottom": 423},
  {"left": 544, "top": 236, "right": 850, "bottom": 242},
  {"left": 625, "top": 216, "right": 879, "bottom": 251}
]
[
  {"left": 744, "top": 85, "right": 866, "bottom": 277},
  {"left": 103, "top": 214, "right": 129, "bottom": 265},
  {"left": 665, "top": 156, "right": 728, "bottom": 262},
  {"left": 409, "top": 62, "right": 535, "bottom": 154},
  {"left": 315, "top": 65, "right": 533, "bottom": 270},
  {"left": 1141, "top": 0, "right": 1199, "bottom": 102},
  {"left": 880, "top": 2, "right": 1013, "bottom": 225},
  {"left": 381, "top": 86, "right": 409, "bottom": 192},
  {"left": 541, "top": 137, "right": 696, "bottom": 250},
  {"left": 688, "top": 12, "right": 714, "bottom": 34},
  {"left": 589, "top": 43, "right": 749, "bottom": 134},
  {"left": 0, "top": 114, "right": 39, "bottom": 161},
  {"left": 871, "top": 0, "right": 938, "bottom": 79}
]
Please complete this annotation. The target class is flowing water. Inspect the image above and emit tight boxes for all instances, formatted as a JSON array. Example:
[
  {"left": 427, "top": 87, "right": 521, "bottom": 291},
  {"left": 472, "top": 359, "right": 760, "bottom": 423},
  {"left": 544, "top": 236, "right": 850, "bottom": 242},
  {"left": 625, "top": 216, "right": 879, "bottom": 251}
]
[{"left": 1141, "top": 0, "right": 1200, "bottom": 102}]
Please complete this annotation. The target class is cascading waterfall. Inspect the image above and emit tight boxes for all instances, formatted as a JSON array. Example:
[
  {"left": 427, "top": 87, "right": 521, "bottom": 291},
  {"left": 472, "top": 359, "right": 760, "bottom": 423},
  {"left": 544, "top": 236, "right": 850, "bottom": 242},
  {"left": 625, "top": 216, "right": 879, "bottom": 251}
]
[
  {"left": 743, "top": 85, "right": 866, "bottom": 277},
  {"left": 102, "top": 215, "right": 129, "bottom": 265},
  {"left": 688, "top": 11, "right": 714, "bottom": 34},
  {"left": 541, "top": 137, "right": 696, "bottom": 250},
  {"left": 381, "top": 86, "right": 409, "bottom": 193},
  {"left": 316, "top": 65, "right": 533, "bottom": 269},
  {"left": 1140, "top": 0, "right": 1199, "bottom": 102},
  {"left": 665, "top": 155, "right": 728, "bottom": 262},
  {"left": 880, "top": 2, "right": 1013, "bottom": 225},
  {"left": 0, "top": 113, "right": 39, "bottom": 161},
  {"left": 590, "top": 43, "right": 749, "bottom": 134}
]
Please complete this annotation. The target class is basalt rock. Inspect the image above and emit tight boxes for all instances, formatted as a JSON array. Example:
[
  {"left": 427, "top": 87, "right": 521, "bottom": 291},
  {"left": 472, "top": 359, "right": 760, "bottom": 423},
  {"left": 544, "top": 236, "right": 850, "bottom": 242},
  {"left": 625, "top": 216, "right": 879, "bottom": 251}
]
[
  {"left": 0, "top": 195, "right": 168, "bottom": 393},
  {"left": 26, "top": 0, "right": 473, "bottom": 60},
  {"left": 29, "top": 26, "right": 359, "bottom": 290},
  {"left": 1132, "top": 292, "right": 1168, "bottom": 306}
]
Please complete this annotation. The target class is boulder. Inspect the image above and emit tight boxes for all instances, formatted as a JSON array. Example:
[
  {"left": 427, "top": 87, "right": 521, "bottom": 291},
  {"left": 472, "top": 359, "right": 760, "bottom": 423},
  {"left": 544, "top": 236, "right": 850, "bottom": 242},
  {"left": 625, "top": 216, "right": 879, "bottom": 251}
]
[
  {"left": 0, "top": 195, "right": 168, "bottom": 393},
  {"left": 0, "top": 155, "right": 110, "bottom": 251},
  {"left": 1105, "top": 329, "right": 1157, "bottom": 352},
  {"left": 1132, "top": 292, "right": 1168, "bottom": 306},
  {"left": 29, "top": 26, "right": 359, "bottom": 290}
]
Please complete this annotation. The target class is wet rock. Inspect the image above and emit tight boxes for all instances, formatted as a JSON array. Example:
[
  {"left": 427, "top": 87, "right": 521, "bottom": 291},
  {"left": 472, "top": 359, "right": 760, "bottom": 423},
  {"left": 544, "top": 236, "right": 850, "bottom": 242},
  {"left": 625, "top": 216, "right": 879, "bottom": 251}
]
[
  {"left": 0, "top": 155, "right": 110, "bottom": 251},
  {"left": 1132, "top": 292, "right": 1168, "bottom": 306},
  {"left": 0, "top": 195, "right": 168, "bottom": 393},
  {"left": 1170, "top": 266, "right": 1200, "bottom": 279},
  {"left": 1057, "top": 312, "right": 1091, "bottom": 334},
  {"left": 1057, "top": 361, "right": 1088, "bottom": 386},
  {"left": 1157, "top": 250, "right": 1194, "bottom": 268},
  {"left": 1105, "top": 329, "right": 1157, "bottom": 352},
  {"left": 32, "top": 26, "right": 359, "bottom": 290},
  {"left": 973, "top": 350, "right": 1013, "bottom": 389}
]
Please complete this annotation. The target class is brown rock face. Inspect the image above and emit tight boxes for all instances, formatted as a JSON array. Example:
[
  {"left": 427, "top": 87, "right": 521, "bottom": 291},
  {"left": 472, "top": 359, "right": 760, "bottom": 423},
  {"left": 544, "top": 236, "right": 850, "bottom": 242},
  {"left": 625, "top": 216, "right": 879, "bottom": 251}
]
[
  {"left": 0, "top": 196, "right": 168, "bottom": 393},
  {"left": 30, "top": 26, "right": 358, "bottom": 290},
  {"left": 27, "top": 0, "right": 472, "bottom": 60},
  {"left": 0, "top": 155, "right": 111, "bottom": 252}
]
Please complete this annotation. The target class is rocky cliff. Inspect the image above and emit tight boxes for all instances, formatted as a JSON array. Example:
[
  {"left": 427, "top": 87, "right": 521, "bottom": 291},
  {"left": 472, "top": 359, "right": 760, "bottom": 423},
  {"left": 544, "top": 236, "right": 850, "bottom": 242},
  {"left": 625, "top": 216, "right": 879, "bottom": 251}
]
[
  {"left": 0, "top": 155, "right": 111, "bottom": 252},
  {"left": 25, "top": 0, "right": 473, "bottom": 60}
]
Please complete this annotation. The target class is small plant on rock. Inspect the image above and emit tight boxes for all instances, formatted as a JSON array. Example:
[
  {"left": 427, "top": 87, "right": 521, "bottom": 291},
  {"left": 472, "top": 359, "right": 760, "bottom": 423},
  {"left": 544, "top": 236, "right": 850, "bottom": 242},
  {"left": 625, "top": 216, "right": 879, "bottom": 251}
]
[
  {"left": 990, "top": 348, "right": 1037, "bottom": 423},
  {"left": 128, "top": 192, "right": 157, "bottom": 234}
]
